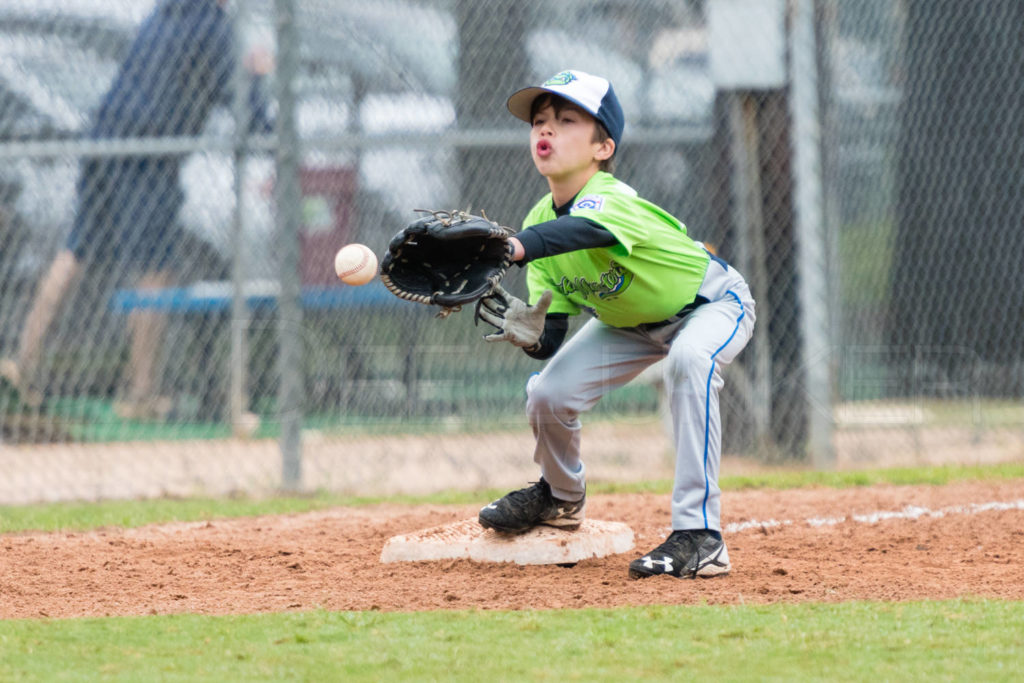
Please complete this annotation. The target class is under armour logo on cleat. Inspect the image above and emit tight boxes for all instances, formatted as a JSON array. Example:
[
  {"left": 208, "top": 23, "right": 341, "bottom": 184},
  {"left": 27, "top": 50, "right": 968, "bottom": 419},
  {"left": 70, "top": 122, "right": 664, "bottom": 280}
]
[{"left": 642, "top": 556, "right": 673, "bottom": 572}]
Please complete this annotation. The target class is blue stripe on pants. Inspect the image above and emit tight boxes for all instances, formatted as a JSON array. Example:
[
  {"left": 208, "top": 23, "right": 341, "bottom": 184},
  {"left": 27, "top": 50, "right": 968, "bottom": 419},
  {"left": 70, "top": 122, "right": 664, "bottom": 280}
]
[{"left": 701, "top": 290, "right": 745, "bottom": 527}]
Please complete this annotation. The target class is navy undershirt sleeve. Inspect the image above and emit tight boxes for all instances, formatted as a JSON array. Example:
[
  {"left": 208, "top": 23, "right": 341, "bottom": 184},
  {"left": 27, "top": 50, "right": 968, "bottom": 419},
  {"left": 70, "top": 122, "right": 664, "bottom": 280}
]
[{"left": 515, "top": 215, "right": 619, "bottom": 264}]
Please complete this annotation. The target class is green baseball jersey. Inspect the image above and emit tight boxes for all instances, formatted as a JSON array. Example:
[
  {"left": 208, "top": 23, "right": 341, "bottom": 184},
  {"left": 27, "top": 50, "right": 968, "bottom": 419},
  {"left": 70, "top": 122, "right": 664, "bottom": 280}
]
[{"left": 523, "top": 171, "right": 710, "bottom": 327}]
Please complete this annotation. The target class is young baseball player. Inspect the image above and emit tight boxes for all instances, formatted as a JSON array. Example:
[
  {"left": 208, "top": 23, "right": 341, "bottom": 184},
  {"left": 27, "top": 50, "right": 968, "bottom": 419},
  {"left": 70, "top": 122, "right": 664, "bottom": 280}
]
[{"left": 475, "top": 69, "right": 756, "bottom": 579}]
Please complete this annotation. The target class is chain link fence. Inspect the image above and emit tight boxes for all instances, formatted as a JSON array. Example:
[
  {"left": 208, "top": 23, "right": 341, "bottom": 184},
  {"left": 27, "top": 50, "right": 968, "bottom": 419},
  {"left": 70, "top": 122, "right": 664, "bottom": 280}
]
[{"left": 0, "top": 0, "right": 1021, "bottom": 503}]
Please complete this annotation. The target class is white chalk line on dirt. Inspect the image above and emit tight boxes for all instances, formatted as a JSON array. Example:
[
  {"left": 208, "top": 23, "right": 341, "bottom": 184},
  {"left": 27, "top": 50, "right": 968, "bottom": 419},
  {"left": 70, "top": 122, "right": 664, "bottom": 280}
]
[{"left": 725, "top": 499, "right": 1024, "bottom": 535}]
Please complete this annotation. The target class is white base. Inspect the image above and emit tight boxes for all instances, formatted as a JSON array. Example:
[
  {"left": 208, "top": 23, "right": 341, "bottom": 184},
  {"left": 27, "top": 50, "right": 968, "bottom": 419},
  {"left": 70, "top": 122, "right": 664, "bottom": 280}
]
[{"left": 380, "top": 518, "right": 635, "bottom": 566}]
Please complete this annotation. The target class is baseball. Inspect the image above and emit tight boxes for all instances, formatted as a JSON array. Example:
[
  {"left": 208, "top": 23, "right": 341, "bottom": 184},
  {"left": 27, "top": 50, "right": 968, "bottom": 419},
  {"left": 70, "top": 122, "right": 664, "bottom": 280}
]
[{"left": 334, "top": 243, "right": 378, "bottom": 286}]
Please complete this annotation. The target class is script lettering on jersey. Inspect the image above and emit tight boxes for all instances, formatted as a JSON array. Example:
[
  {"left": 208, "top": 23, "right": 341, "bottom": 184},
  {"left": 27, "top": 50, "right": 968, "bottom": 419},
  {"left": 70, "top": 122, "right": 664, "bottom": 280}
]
[{"left": 554, "top": 260, "right": 633, "bottom": 301}]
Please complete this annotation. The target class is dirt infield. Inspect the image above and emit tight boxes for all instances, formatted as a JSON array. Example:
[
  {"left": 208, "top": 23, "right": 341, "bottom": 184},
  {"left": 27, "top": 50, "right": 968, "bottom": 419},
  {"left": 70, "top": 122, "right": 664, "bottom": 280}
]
[{"left": 2, "top": 479, "right": 1023, "bottom": 619}]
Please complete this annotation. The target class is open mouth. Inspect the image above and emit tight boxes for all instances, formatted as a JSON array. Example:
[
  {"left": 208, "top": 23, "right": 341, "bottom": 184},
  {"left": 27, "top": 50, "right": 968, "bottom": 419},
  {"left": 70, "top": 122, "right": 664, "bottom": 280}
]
[{"left": 536, "top": 140, "right": 552, "bottom": 157}]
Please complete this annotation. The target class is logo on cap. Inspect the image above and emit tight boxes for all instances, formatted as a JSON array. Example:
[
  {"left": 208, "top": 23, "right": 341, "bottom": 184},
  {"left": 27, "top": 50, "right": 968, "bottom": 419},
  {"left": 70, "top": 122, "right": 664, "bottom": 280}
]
[{"left": 543, "top": 71, "right": 578, "bottom": 87}]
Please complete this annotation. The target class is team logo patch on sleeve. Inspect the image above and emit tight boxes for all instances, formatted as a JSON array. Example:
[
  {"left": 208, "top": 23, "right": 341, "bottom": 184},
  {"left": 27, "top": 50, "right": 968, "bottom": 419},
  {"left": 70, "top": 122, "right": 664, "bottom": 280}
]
[{"left": 572, "top": 195, "right": 605, "bottom": 212}]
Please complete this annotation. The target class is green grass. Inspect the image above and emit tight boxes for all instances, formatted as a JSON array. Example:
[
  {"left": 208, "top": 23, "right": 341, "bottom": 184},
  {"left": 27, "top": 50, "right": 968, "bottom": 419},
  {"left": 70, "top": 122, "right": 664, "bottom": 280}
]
[
  {"left": 44, "top": 381, "right": 659, "bottom": 442},
  {"left": 590, "top": 461, "right": 1024, "bottom": 497},
  {"left": 0, "top": 489, "right": 489, "bottom": 535},
  {"left": 1, "top": 600, "right": 1022, "bottom": 681},
  {"left": 36, "top": 392, "right": 1024, "bottom": 442},
  {"left": 2, "top": 462, "right": 1023, "bottom": 535},
  {"left": 719, "top": 461, "right": 1024, "bottom": 490}
]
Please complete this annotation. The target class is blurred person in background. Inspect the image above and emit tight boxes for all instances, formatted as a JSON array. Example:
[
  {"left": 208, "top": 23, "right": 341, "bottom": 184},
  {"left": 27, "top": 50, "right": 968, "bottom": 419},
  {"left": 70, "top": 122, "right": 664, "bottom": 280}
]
[{"left": 0, "top": 0, "right": 273, "bottom": 419}]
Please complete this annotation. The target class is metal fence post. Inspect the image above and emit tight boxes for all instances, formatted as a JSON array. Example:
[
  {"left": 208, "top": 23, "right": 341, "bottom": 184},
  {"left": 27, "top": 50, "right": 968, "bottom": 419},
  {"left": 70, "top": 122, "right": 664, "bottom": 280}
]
[
  {"left": 229, "top": 1, "right": 251, "bottom": 440},
  {"left": 789, "top": 0, "right": 835, "bottom": 468},
  {"left": 726, "top": 93, "right": 773, "bottom": 449},
  {"left": 274, "top": 0, "right": 302, "bottom": 489}
]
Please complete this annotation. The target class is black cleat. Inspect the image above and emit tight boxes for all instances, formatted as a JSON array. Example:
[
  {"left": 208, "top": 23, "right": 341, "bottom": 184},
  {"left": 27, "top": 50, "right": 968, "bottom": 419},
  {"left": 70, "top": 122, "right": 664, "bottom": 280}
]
[
  {"left": 478, "top": 478, "right": 585, "bottom": 534},
  {"left": 628, "top": 529, "right": 731, "bottom": 580}
]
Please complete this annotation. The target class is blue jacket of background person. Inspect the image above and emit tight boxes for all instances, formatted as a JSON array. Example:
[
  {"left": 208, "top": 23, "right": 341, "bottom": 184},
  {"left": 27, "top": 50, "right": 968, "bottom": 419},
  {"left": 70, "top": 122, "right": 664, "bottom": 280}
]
[
  {"left": 68, "top": 0, "right": 273, "bottom": 266},
  {"left": 93, "top": 0, "right": 272, "bottom": 139}
]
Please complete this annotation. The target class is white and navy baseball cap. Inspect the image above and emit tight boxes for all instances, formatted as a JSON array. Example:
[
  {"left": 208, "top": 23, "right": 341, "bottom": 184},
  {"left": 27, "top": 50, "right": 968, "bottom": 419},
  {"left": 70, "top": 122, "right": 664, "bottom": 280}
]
[{"left": 507, "top": 69, "right": 625, "bottom": 147}]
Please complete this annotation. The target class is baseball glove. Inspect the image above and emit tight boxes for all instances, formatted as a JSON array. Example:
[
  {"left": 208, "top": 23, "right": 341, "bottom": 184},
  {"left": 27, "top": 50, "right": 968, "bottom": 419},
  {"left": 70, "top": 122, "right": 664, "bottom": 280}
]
[{"left": 380, "top": 209, "right": 516, "bottom": 318}]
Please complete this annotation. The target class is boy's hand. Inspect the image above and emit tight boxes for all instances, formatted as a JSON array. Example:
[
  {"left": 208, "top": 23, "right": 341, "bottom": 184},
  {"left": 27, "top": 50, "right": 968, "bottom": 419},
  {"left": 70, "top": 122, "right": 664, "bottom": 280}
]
[{"left": 475, "top": 285, "right": 553, "bottom": 348}]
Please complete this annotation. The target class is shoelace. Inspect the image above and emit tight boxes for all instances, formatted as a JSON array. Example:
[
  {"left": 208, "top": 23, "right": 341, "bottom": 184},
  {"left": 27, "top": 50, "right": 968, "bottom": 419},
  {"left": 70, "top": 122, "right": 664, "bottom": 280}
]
[
  {"left": 505, "top": 480, "right": 548, "bottom": 507},
  {"left": 651, "top": 530, "right": 696, "bottom": 557}
]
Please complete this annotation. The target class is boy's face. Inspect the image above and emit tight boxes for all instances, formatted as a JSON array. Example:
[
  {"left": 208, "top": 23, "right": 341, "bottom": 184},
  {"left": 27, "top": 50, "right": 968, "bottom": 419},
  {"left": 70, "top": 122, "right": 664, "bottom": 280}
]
[{"left": 529, "top": 101, "right": 614, "bottom": 185}]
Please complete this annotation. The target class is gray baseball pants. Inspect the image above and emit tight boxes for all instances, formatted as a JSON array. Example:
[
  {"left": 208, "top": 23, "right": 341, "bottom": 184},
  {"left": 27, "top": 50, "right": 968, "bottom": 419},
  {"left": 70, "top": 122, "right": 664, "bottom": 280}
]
[{"left": 526, "top": 258, "right": 755, "bottom": 532}]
